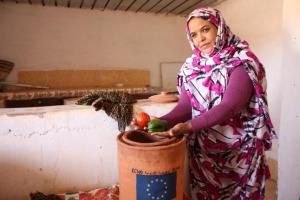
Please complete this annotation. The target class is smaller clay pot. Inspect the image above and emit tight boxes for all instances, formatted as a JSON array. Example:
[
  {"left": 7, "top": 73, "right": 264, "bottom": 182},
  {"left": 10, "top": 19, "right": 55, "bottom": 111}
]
[
  {"left": 148, "top": 91, "right": 179, "bottom": 103},
  {"left": 122, "top": 130, "right": 177, "bottom": 147}
]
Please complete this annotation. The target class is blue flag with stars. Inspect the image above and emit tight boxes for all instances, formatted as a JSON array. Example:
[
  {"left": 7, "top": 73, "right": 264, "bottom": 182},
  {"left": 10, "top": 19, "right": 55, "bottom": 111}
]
[{"left": 136, "top": 172, "right": 176, "bottom": 200}]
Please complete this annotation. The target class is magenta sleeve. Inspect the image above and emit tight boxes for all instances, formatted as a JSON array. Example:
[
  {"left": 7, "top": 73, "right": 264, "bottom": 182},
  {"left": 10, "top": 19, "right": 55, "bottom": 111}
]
[
  {"left": 190, "top": 67, "right": 254, "bottom": 132},
  {"left": 159, "top": 87, "right": 192, "bottom": 128},
  {"left": 159, "top": 67, "right": 253, "bottom": 132}
]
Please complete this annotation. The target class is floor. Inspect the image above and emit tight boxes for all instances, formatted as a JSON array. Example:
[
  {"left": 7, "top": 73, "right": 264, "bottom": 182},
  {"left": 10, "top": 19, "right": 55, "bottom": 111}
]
[
  {"left": 265, "top": 158, "right": 278, "bottom": 200},
  {"left": 266, "top": 179, "right": 277, "bottom": 200}
]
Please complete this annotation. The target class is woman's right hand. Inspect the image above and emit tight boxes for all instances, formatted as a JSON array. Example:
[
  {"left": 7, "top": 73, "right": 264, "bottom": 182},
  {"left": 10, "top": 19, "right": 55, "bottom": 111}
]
[{"left": 151, "top": 122, "right": 192, "bottom": 138}]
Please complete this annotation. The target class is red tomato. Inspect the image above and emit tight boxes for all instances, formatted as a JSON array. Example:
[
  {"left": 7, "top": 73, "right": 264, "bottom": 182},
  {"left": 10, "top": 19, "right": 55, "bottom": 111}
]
[{"left": 135, "top": 112, "right": 150, "bottom": 128}]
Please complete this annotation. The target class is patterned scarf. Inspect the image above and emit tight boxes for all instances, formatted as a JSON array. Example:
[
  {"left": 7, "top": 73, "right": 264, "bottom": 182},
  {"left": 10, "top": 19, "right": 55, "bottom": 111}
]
[{"left": 177, "top": 7, "right": 276, "bottom": 149}]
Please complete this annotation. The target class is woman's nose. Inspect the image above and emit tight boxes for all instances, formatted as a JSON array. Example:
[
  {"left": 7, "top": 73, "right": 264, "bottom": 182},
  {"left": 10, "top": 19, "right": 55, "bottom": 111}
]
[
  {"left": 199, "top": 33, "right": 205, "bottom": 42},
  {"left": 195, "top": 34, "right": 205, "bottom": 46}
]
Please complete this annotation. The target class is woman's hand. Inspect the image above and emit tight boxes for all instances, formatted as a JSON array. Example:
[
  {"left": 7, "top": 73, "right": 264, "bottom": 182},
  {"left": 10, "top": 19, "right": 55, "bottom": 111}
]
[{"left": 151, "top": 123, "right": 192, "bottom": 138}]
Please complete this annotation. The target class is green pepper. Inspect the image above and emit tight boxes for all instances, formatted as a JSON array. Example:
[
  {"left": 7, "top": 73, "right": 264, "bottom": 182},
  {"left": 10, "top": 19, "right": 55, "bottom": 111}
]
[{"left": 147, "top": 119, "right": 168, "bottom": 133}]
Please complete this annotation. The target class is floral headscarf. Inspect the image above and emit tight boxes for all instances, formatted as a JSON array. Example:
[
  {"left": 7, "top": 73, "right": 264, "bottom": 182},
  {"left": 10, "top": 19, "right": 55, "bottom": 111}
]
[{"left": 177, "top": 7, "right": 276, "bottom": 149}]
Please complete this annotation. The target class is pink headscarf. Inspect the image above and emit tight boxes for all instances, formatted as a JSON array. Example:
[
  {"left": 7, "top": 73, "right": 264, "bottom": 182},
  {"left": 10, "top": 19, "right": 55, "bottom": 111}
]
[{"left": 178, "top": 7, "right": 276, "bottom": 149}]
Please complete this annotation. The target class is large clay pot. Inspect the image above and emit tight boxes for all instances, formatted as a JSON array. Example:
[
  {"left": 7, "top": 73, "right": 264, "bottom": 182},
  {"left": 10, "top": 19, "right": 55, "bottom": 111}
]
[{"left": 117, "top": 131, "right": 186, "bottom": 200}]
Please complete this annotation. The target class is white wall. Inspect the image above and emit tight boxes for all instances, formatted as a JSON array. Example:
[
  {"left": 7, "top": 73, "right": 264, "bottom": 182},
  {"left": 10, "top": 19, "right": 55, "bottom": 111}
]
[
  {"left": 0, "top": 105, "right": 120, "bottom": 199},
  {"left": 278, "top": 0, "right": 300, "bottom": 199},
  {"left": 0, "top": 2, "right": 191, "bottom": 87},
  {"left": 216, "top": 0, "right": 282, "bottom": 160}
]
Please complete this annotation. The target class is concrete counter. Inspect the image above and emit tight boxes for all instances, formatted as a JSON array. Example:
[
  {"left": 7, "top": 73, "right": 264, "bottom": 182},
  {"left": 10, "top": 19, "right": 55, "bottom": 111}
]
[{"left": 0, "top": 100, "right": 176, "bottom": 199}]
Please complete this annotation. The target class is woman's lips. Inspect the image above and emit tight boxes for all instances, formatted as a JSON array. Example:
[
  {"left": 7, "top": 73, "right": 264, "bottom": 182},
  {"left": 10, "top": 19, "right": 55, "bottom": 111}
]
[{"left": 200, "top": 43, "right": 210, "bottom": 49}]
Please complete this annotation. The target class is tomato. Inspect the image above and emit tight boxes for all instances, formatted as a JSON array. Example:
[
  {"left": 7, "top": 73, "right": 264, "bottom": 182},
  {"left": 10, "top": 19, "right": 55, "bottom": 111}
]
[{"left": 135, "top": 112, "right": 150, "bottom": 128}]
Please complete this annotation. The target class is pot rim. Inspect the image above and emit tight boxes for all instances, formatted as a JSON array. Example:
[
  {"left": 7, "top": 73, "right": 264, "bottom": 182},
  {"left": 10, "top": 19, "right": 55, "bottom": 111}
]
[
  {"left": 117, "top": 132, "right": 186, "bottom": 150},
  {"left": 121, "top": 130, "right": 177, "bottom": 147}
]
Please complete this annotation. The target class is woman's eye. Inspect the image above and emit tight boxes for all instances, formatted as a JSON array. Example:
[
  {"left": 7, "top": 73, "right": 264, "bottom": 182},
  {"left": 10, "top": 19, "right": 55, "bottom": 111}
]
[
  {"left": 190, "top": 33, "right": 196, "bottom": 38},
  {"left": 202, "top": 28, "right": 210, "bottom": 33}
]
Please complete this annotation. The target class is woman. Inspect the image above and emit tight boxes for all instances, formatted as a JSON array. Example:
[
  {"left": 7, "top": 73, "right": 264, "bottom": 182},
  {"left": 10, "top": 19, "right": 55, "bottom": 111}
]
[{"left": 154, "top": 7, "right": 276, "bottom": 199}]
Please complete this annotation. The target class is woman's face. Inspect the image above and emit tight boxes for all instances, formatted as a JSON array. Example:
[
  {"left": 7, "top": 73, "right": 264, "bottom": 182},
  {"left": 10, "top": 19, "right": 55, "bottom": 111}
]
[{"left": 188, "top": 17, "right": 218, "bottom": 54}]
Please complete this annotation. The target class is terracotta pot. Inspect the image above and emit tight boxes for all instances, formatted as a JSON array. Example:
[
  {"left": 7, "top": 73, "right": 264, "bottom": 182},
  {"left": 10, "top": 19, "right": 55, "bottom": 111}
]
[
  {"left": 122, "top": 130, "right": 177, "bottom": 147},
  {"left": 148, "top": 91, "right": 179, "bottom": 103},
  {"left": 117, "top": 132, "right": 186, "bottom": 200}
]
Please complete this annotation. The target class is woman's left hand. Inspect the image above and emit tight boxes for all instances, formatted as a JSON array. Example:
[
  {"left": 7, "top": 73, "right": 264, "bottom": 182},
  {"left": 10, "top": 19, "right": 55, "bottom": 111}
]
[{"left": 151, "top": 123, "right": 192, "bottom": 138}]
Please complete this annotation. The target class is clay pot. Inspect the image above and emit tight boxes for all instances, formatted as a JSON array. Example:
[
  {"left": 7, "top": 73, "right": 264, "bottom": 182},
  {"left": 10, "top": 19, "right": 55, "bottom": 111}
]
[
  {"left": 117, "top": 132, "right": 186, "bottom": 200},
  {"left": 122, "top": 130, "right": 177, "bottom": 147}
]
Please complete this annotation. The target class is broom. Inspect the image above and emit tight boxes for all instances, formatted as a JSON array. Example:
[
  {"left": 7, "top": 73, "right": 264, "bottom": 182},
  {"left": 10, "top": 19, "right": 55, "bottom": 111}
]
[{"left": 76, "top": 91, "right": 137, "bottom": 131}]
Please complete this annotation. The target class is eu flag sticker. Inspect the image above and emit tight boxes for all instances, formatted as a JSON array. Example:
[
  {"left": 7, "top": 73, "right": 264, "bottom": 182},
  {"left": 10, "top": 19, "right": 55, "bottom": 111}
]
[{"left": 136, "top": 172, "right": 177, "bottom": 200}]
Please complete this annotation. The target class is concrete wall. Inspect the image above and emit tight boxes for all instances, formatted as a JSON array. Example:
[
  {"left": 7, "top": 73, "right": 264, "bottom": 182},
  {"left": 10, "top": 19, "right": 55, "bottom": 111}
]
[
  {"left": 0, "top": 2, "right": 191, "bottom": 87},
  {"left": 278, "top": 0, "right": 300, "bottom": 198},
  {"left": 0, "top": 105, "right": 120, "bottom": 199}
]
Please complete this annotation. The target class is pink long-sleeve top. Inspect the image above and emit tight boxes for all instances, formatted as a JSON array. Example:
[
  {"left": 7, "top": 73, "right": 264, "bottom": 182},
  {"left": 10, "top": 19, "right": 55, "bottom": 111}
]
[{"left": 159, "top": 67, "right": 254, "bottom": 133}]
